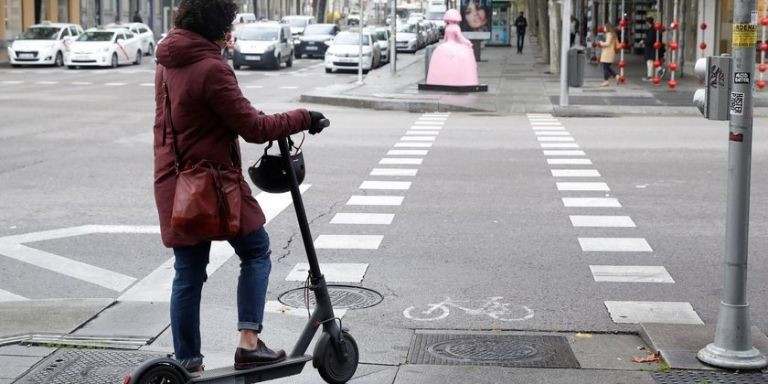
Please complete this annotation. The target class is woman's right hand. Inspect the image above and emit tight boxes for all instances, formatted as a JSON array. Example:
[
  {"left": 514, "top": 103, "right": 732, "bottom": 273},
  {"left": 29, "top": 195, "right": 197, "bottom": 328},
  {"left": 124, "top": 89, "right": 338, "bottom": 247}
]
[{"left": 308, "top": 111, "right": 328, "bottom": 135}]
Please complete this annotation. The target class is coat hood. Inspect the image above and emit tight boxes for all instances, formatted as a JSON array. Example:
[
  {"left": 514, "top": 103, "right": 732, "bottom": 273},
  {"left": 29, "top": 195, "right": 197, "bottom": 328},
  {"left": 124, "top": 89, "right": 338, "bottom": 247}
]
[{"left": 155, "top": 29, "right": 223, "bottom": 68}]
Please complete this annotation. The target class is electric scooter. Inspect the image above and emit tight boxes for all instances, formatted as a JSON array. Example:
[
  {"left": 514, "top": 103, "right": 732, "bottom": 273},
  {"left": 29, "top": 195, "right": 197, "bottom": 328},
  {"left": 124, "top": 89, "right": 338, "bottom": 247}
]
[{"left": 127, "top": 121, "right": 360, "bottom": 384}]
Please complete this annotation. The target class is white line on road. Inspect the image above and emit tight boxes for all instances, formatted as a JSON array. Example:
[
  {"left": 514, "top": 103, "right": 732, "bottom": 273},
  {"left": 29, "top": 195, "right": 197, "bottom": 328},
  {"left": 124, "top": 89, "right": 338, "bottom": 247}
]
[
  {"left": 104, "top": 82, "right": 127, "bottom": 86},
  {"left": 346, "top": 195, "right": 404, "bottom": 206},
  {"left": 400, "top": 136, "right": 436, "bottom": 142},
  {"left": 1, "top": 81, "right": 23, "bottom": 84},
  {"left": 412, "top": 121, "right": 444, "bottom": 125},
  {"left": 0, "top": 288, "right": 28, "bottom": 302},
  {"left": 286, "top": 263, "right": 369, "bottom": 283},
  {"left": 548, "top": 158, "right": 593, "bottom": 165},
  {"left": 551, "top": 169, "right": 601, "bottom": 177},
  {"left": 387, "top": 150, "right": 429, "bottom": 156},
  {"left": 70, "top": 81, "right": 93, "bottom": 85},
  {"left": 370, "top": 168, "right": 418, "bottom": 176},
  {"left": 604, "top": 301, "right": 703, "bottom": 324},
  {"left": 535, "top": 131, "right": 572, "bottom": 136},
  {"left": 139, "top": 83, "right": 154, "bottom": 87},
  {"left": 556, "top": 182, "right": 610, "bottom": 191},
  {"left": 578, "top": 237, "right": 653, "bottom": 252},
  {"left": 246, "top": 85, "right": 264, "bottom": 89},
  {"left": 590, "top": 265, "right": 674, "bottom": 283},
  {"left": 532, "top": 127, "right": 567, "bottom": 131},
  {"left": 569, "top": 215, "right": 636, "bottom": 227},
  {"left": 330, "top": 213, "right": 395, "bottom": 225},
  {"left": 314, "top": 235, "right": 383, "bottom": 249},
  {"left": 35, "top": 81, "right": 58, "bottom": 85},
  {"left": 379, "top": 158, "right": 423, "bottom": 165},
  {"left": 0, "top": 225, "right": 159, "bottom": 244},
  {"left": 538, "top": 137, "right": 576, "bottom": 142},
  {"left": 410, "top": 126, "right": 442, "bottom": 130},
  {"left": 541, "top": 143, "right": 579, "bottom": 148},
  {"left": 405, "top": 130, "right": 439, "bottom": 135},
  {"left": 562, "top": 197, "right": 622, "bottom": 207},
  {"left": 394, "top": 142, "right": 433, "bottom": 148},
  {"left": 280, "top": 86, "right": 299, "bottom": 89},
  {"left": 360, "top": 181, "right": 411, "bottom": 190},
  {"left": 543, "top": 150, "right": 586, "bottom": 156}
]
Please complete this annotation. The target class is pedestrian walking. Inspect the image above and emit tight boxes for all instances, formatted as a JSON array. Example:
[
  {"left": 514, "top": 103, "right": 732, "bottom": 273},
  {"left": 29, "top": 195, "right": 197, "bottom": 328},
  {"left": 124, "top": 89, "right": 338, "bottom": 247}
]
[
  {"left": 598, "top": 22, "right": 620, "bottom": 87},
  {"left": 641, "top": 17, "right": 657, "bottom": 81},
  {"left": 514, "top": 11, "right": 527, "bottom": 54},
  {"left": 152, "top": 0, "right": 327, "bottom": 374},
  {"left": 570, "top": 16, "right": 579, "bottom": 47},
  {"left": 132, "top": 11, "right": 143, "bottom": 23}
]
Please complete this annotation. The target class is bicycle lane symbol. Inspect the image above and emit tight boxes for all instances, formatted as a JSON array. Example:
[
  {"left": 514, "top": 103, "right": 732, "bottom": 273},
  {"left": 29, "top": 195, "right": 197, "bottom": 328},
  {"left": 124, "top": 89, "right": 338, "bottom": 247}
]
[{"left": 403, "top": 296, "right": 535, "bottom": 322}]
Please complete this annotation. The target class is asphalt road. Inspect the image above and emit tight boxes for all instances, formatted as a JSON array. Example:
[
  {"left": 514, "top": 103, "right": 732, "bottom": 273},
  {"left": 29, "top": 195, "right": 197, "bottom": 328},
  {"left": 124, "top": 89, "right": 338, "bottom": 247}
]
[{"left": 1, "top": 58, "right": 768, "bottom": 382}]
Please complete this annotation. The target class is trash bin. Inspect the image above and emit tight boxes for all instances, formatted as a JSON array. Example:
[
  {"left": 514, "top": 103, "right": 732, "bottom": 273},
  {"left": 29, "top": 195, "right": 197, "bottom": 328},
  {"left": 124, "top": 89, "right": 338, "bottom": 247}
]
[{"left": 568, "top": 46, "right": 586, "bottom": 87}]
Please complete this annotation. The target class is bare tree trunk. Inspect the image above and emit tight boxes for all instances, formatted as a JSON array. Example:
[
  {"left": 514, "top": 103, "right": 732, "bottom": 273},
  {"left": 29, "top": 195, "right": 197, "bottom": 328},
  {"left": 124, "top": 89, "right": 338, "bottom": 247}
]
[
  {"left": 536, "top": 0, "right": 549, "bottom": 63},
  {"left": 549, "top": 0, "right": 560, "bottom": 72}
]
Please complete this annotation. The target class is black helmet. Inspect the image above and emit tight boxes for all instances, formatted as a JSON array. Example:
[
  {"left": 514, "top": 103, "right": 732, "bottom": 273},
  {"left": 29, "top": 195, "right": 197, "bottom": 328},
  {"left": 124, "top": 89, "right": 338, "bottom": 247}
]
[{"left": 248, "top": 138, "right": 305, "bottom": 194}]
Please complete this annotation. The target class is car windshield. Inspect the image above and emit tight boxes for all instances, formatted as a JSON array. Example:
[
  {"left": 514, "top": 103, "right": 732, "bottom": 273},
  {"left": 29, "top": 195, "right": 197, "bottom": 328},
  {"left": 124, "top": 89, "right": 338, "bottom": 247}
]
[
  {"left": 334, "top": 33, "right": 370, "bottom": 45},
  {"left": 238, "top": 28, "right": 279, "bottom": 41},
  {"left": 283, "top": 18, "right": 308, "bottom": 27},
  {"left": 18, "top": 27, "right": 60, "bottom": 40},
  {"left": 397, "top": 24, "right": 417, "bottom": 33},
  {"left": 374, "top": 31, "right": 387, "bottom": 40},
  {"left": 76, "top": 31, "right": 115, "bottom": 42},
  {"left": 427, "top": 12, "right": 444, "bottom": 20},
  {"left": 304, "top": 24, "right": 334, "bottom": 35}
]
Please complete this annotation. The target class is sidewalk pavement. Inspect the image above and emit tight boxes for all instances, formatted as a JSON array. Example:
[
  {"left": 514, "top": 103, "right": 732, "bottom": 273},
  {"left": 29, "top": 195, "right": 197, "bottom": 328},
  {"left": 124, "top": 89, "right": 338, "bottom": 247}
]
[{"left": 301, "top": 38, "right": 768, "bottom": 117}]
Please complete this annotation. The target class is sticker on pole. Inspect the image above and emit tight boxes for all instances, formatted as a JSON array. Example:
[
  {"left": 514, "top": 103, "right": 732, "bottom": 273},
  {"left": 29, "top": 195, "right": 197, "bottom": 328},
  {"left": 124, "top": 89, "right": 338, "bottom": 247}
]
[
  {"left": 734, "top": 72, "right": 751, "bottom": 84},
  {"left": 732, "top": 24, "right": 757, "bottom": 47},
  {"left": 730, "top": 91, "right": 745, "bottom": 116}
]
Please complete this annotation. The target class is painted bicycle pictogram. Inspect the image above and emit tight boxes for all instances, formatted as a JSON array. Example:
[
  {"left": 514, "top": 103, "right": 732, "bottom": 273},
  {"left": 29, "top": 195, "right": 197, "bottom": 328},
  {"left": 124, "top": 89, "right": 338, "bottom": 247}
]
[{"left": 403, "top": 296, "right": 535, "bottom": 322}]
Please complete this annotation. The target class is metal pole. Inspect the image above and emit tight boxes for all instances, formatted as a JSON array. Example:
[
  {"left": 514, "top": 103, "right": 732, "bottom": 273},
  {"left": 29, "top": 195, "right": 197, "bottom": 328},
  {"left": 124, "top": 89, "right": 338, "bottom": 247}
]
[
  {"left": 697, "top": 0, "right": 768, "bottom": 370},
  {"left": 559, "top": 0, "right": 571, "bottom": 106},
  {"left": 390, "top": 0, "right": 396, "bottom": 73},
  {"left": 357, "top": 22, "right": 364, "bottom": 84}
]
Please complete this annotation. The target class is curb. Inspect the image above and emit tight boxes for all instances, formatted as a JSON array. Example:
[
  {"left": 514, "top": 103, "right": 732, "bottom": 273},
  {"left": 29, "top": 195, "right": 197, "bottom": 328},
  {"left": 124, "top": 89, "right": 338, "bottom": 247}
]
[{"left": 299, "top": 93, "right": 489, "bottom": 113}]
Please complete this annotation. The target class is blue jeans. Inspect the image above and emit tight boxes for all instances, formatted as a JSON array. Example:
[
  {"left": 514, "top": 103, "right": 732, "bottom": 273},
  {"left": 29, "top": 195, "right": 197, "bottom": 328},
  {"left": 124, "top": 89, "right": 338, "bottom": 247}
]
[{"left": 170, "top": 227, "right": 272, "bottom": 369}]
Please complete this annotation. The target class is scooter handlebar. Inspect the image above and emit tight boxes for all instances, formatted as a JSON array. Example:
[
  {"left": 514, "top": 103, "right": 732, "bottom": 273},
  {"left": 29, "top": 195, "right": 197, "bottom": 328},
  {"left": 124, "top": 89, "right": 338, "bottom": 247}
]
[{"left": 319, "top": 118, "right": 330, "bottom": 128}]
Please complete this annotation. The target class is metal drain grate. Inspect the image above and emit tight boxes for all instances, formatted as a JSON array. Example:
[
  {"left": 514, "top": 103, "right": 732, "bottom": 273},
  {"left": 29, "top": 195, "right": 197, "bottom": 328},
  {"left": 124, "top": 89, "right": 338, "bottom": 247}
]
[
  {"left": 278, "top": 285, "right": 383, "bottom": 310},
  {"left": 15, "top": 349, "right": 162, "bottom": 384},
  {"left": 408, "top": 333, "right": 580, "bottom": 368},
  {"left": 652, "top": 371, "right": 768, "bottom": 384}
]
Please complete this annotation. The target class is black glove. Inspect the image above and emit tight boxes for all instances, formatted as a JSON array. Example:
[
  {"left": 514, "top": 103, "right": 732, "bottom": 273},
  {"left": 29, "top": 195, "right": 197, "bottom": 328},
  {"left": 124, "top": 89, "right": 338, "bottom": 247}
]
[{"left": 308, "top": 111, "right": 328, "bottom": 135}]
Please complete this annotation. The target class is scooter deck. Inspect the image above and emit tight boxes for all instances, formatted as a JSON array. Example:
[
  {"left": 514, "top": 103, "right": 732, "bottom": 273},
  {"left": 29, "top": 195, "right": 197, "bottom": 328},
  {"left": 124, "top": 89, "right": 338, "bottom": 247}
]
[{"left": 190, "top": 355, "right": 312, "bottom": 383}]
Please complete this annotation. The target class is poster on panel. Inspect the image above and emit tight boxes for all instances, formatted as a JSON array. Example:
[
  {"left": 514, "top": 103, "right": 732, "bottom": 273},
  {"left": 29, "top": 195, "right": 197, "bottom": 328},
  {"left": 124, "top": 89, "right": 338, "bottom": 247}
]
[{"left": 460, "top": 0, "right": 491, "bottom": 39}]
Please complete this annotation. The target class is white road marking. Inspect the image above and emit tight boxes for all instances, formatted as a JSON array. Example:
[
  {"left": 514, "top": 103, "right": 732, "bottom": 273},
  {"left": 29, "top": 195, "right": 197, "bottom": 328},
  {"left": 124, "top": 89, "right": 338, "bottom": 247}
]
[
  {"left": 530, "top": 122, "right": 563, "bottom": 126},
  {"left": 410, "top": 125, "right": 442, "bottom": 130},
  {"left": 104, "top": 82, "right": 127, "bottom": 86},
  {"left": 562, "top": 197, "right": 622, "bottom": 207},
  {"left": 528, "top": 118, "right": 559, "bottom": 122},
  {"left": 578, "top": 237, "right": 653, "bottom": 252},
  {"left": 360, "top": 181, "right": 411, "bottom": 190},
  {"left": 541, "top": 143, "right": 579, "bottom": 148},
  {"left": 412, "top": 121, "right": 444, "bottom": 125},
  {"left": 0, "top": 242, "right": 136, "bottom": 292},
  {"left": 70, "top": 81, "right": 93, "bottom": 85},
  {"left": 35, "top": 81, "right": 58, "bottom": 85},
  {"left": 548, "top": 158, "right": 593, "bottom": 165},
  {"left": 265, "top": 300, "right": 347, "bottom": 318},
  {"left": 535, "top": 131, "right": 571, "bottom": 136},
  {"left": 280, "top": 86, "right": 299, "bottom": 89},
  {"left": 246, "top": 85, "right": 264, "bottom": 89},
  {"left": 370, "top": 168, "right": 418, "bottom": 176},
  {"left": 387, "top": 150, "right": 428, "bottom": 156},
  {"left": 418, "top": 117, "right": 447, "bottom": 121},
  {"left": 0, "top": 225, "right": 159, "bottom": 245},
  {"left": 569, "top": 215, "right": 636, "bottom": 227},
  {"left": 347, "top": 195, "right": 404, "bottom": 206},
  {"left": 526, "top": 113, "right": 553, "bottom": 117},
  {"left": 604, "top": 301, "right": 703, "bottom": 324},
  {"left": 532, "top": 126, "right": 566, "bottom": 131},
  {"left": 331, "top": 213, "right": 394, "bottom": 225},
  {"left": 286, "top": 263, "right": 368, "bottom": 283},
  {"left": 556, "top": 182, "right": 610, "bottom": 191},
  {"left": 139, "top": 83, "right": 154, "bottom": 87},
  {"left": 401, "top": 136, "right": 436, "bottom": 141},
  {"left": 379, "top": 158, "right": 423, "bottom": 165},
  {"left": 394, "top": 142, "right": 432, "bottom": 148},
  {"left": 544, "top": 150, "right": 586, "bottom": 156},
  {"left": 590, "top": 265, "right": 674, "bottom": 283},
  {"left": 551, "top": 169, "right": 601, "bottom": 177},
  {"left": 314, "top": 235, "right": 383, "bottom": 249},
  {"left": 0, "top": 288, "right": 28, "bottom": 302},
  {"left": 405, "top": 130, "right": 439, "bottom": 135},
  {"left": 538, "top": 137, "right": 576, "bottom": 142},
  {"left": 1, "top": 81, "right": 23, "bottom": 84},
  {"left": 118, "top": 185, "right": 311, "bottom": 302}
]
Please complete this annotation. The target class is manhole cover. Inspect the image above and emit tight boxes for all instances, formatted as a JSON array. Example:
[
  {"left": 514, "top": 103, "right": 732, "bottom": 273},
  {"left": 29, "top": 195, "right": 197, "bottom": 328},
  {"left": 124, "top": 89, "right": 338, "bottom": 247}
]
[
  {"left": 408, "top": 333, "right": 580, "bottom": 368},
  {"left": 15, "top": 349, "right": 162, "bottom": 384},
  {"left": 278, "top": 285, "right": 383, "bottom": 310},
  {"left": 652, "top": 371, "right": 768, "bottom": 384}
]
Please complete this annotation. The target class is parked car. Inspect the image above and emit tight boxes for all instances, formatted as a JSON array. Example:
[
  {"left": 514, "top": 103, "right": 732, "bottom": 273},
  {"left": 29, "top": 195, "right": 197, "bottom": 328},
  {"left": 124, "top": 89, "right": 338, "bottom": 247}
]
[
  {"left": 395, "top": 22, "right": 420, "bottom": 53},
  {"left": 232, "top": 23, "right": 294, "bottom": 70},
  {"left": 105, "top": 22, "right": 155, "bottom": 55},
  {"left": 369, "top": 27, "right": 390, "bottom": 64},
  {"left": 66, "top": 28, "right": 143, "bottom": 68},
  {"left": 324, "top": 31, "right": 380, "bottom": 73},
  {"left": 280, "top": 15, "right": 315, "bottom": 41},
  {"left": 426, "top": 9, "right": 446, "bottom": 37},
  {"left": 7, "top": 22, "right": 83, "bottom": 67},
  {"left": 233, "top": 13, "right": 257, "bottom": 24},
  {"left": 294, "top": 23, "right": 339, "bottom": 59}
]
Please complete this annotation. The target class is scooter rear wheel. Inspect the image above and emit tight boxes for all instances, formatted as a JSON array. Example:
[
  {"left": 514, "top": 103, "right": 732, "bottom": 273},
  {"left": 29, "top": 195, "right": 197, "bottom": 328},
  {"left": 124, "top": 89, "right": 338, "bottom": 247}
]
[
  {"left": 313, "top": 331, "right": 359, "bottom": 384},
  {"left": 137, "top": 364, "right": 185, "bottom": 384}
]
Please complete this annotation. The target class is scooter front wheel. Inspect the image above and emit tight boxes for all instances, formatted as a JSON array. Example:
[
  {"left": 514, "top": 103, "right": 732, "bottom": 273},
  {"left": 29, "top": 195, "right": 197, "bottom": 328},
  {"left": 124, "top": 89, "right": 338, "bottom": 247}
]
[
  {"left": 313, "top": 331, "right": 359, "bottom": 384},
  {"left": 136, "top": 364, "right": 186, "bottom": 384}
]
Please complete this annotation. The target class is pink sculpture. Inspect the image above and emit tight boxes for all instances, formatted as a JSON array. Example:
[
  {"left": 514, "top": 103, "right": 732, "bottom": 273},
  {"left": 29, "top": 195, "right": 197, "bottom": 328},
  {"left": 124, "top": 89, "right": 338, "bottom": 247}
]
[{"left": 425, "top": 9, "right": 479, "bottom": 87}]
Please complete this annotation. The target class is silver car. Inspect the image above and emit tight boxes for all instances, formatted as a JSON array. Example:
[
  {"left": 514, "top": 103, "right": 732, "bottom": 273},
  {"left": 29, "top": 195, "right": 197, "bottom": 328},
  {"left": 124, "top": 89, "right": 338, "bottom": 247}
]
[{"left": 105, "top": 22, "right": 156, "bottom": 56}]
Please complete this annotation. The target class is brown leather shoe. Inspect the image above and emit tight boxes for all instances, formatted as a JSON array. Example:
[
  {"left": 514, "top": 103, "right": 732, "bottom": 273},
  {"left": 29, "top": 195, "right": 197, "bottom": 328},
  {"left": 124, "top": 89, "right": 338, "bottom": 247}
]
[{"left": 234, "top": 340, "right": 286, "bottom": 370}]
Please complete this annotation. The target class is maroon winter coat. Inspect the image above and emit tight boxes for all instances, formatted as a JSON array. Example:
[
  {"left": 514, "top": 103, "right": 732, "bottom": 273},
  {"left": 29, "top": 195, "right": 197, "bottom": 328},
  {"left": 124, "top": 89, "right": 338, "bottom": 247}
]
[{"left": 153, "top": 29, "right": 311, "bottom": 247}]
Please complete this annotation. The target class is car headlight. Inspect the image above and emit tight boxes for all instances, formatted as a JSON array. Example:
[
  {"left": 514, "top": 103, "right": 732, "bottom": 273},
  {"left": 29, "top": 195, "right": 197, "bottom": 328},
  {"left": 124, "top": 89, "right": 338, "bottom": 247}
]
[
  {"left": 363, "top": 51, "right": 372, "bottom": 57},
  {"left": 103, "top": 46, "right": 110, "bottom": 52}
]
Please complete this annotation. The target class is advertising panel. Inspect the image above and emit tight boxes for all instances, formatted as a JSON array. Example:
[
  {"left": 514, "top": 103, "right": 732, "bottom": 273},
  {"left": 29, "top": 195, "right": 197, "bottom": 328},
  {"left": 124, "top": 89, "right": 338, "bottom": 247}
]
[{"left": 460, "top": 0, "right": 491, "bottom": 39}]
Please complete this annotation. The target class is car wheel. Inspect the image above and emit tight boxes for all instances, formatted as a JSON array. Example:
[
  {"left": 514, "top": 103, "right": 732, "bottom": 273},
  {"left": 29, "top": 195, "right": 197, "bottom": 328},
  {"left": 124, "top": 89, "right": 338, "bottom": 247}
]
[
  {"left": 11, "top": 64, "right": 21, "bottom": 68},
  {"left": 111, "top": 53, "right": 118, "bottom": 68},
  {"left": 147, "top": 43, "right": 154, "bottom": 56},
  {"left": 294, "top": 51, "right": 301, "bottom": 59},
  {"left": 273, "top": 54, "right": 281, "bottom": 70},
  {"left": 67, "top": 65, "right": 76, "bottom": 69},
  {"left": 134, "top": 51, "right": 142, "bottom": 65},
  {"left": 54, "top": 51, "right": 64, "bottom": 67},
  {"left": 286, "top": 53, "right": 293, "bottom": 67},
  {"left": 325, "top": 68, "right": 332, "bottom": 73},
  {"left": 233, "top": 62, "right": 241, "bottom": 70}
]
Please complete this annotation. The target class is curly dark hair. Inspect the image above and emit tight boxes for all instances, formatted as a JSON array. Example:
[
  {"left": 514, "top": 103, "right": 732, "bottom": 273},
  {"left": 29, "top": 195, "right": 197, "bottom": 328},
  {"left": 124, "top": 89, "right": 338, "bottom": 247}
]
[{"left": 174, "top": 0, "right": 238, "bottom": 42}]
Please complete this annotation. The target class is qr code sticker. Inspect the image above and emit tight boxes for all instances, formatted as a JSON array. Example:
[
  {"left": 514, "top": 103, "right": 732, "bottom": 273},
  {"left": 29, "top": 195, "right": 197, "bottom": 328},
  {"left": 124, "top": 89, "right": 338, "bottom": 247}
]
[{"left": 731, "top": 92, "right": 745, "bottom": 116}]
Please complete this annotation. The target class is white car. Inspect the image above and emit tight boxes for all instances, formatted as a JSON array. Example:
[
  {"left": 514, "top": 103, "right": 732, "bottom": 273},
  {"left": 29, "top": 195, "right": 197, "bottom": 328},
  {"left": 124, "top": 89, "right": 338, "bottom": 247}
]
[
  {"left": 280, "top": 15, "right": 315, "bottom": 41},
  {"left": 7, "top": 22, "right": 83, "bottom": 67},
  {"left": 232, "top": 23, "right": 294, "bottom": 70},
  {"left": 324, "top": 31, "right": 379, "bottom": 74},
  {"left": 395, "top": 22, "right": 420, "bottom": 52},
  {"left": 369, "top": 27, "right": 390, "bottom": 64},
  {"left": 105, "top": 22, "right": 156, "bottom": 56},
  {"left": 65, "top": 29, "right": 143, "bottom": 68}
]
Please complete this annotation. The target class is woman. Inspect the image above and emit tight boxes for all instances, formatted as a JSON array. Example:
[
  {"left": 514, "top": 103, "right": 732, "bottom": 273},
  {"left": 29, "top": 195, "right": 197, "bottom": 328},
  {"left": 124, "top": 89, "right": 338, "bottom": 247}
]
[
  {"left": 153, "top": 0, "right": 326, "bottom": 373},
  {"left": 461, "top": 0, "right": 490, "bottom": 32},
  {"left": 599, "top": 22, "right": 619, "bottom": 87}
]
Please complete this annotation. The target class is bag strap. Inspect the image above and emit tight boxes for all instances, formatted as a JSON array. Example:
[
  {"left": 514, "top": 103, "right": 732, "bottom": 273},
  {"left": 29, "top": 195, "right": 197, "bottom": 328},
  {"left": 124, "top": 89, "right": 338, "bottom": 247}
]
[{"left": 162, "top": 74, "right": 183, "bottom": 172}]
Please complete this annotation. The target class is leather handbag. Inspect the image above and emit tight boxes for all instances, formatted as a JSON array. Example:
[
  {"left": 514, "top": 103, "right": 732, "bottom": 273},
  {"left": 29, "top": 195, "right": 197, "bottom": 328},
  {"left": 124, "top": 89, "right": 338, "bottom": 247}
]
[{"left": 163, "top": 80, "right": 242, "bottom": 240}]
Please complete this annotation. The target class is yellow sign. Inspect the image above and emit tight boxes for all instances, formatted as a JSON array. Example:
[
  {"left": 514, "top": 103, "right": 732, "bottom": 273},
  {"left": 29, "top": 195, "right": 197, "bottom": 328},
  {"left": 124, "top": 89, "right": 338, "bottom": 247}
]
[{"left": 733, "top": 24, "right": 757, "bottom": 47}]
